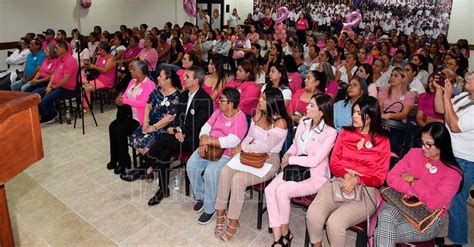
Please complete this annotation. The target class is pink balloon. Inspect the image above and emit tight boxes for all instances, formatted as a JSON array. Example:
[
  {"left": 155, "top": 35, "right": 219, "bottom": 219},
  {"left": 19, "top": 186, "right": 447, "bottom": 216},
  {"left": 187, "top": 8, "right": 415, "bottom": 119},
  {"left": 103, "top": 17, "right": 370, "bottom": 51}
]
[
  {"left": 80, "top": 0, "right": 92, "bottom": 8},
  {"left": 343, "top": 10, "right": 362, "bottom": 30},
  {"left": 183, "top": 0, "right": 196, "bottom": 17},
  {"left": 276, "top": 6, "right": 289, "bottom": 25}
]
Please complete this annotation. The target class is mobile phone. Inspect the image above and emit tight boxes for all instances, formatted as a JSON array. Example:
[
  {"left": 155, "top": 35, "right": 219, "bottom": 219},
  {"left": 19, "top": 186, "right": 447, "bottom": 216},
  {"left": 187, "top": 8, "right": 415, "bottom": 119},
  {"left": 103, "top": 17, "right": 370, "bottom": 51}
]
[{"left": 435, "top": 73, "right": 446, "bottom": 87}]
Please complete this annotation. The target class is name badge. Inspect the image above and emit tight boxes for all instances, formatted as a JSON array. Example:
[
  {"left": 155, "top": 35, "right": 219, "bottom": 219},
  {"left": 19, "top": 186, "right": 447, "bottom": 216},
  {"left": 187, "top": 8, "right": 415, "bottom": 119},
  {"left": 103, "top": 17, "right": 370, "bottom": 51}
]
[
  {"left": 225, "top": 121, "right": 231, "bottom": 127},
  {"left": 33, "top": 57, "right": 37, "bottom": 61},
  {"left": 47, "top": 63, "right": 52, "bottom": 69},
  {"left": 190, "top": 109, "right": 195, "bottom": 115},
  {"left": 365, "top": 141, "right": 373, "bottom": 149},
  {"left": 102, "top": 60, "right": 106, "bottom": 65}
]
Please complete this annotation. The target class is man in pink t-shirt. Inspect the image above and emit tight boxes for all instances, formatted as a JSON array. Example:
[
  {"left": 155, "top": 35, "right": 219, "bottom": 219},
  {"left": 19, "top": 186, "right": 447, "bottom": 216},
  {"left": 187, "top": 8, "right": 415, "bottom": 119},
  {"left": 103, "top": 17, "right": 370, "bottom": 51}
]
[{"left": 39, "top": 40, "right": 78, "bottom": 123}]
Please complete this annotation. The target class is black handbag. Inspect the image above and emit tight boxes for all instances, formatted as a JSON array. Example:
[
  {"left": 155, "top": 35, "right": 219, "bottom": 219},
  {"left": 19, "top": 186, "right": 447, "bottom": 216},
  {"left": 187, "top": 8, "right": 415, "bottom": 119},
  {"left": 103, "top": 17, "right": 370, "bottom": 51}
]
[
  {"left": 85, "top": 68, "right": 100, "bottom": 81},
  {"left": 282, "top": 164, "right": 310, "bottom": 182}
]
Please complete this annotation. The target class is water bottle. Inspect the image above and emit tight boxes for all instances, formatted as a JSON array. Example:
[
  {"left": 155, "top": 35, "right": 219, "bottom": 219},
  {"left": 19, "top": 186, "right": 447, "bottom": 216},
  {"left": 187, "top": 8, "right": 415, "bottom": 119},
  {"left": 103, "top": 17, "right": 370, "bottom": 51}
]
[
  {"left": 172, "top": 175, "right": 180, "bottom": 191},
  {"left": 66, "top": 110, "right": 72, "bottom": 125}
]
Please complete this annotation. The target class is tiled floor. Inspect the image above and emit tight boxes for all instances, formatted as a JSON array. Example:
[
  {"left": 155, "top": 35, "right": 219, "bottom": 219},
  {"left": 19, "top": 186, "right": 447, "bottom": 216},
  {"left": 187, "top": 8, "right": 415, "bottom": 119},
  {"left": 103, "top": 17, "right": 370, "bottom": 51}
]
[{"left": 5, "top": 105, "right": 474, "bottom": 246}]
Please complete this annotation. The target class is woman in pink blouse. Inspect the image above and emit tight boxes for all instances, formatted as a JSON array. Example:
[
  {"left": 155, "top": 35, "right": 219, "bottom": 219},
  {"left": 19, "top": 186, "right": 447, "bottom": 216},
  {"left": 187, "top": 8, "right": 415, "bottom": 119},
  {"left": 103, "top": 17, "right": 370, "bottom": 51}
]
[
  {"left": 215, "top": 87, "right": 289, "bottom": 241},
  {"left": 137, "top": 35, "right": 158, "bottom": 73},
  {"left": 289, "top": 70, "right": 327, "bottom": 123},
  {"left": 221, "top": 60, "right": 261, "bottom": 118},
  {"left": 378, "top": 67, "right": 417, "bottom": 122},
  {"left": 375, "top": 122, "right": 463, "bottom": 246},
  {"left": 415, "top": 74, "right": 444, "bottom": 127},
  {"left": 246, "top": 25, "right": 259, "bottom": 45},
  {"left": 266, "top": 94, "right": 337, "bottom": 246},
  {"left": 108, "top": 60, "right": 155, "bottom": 175}
]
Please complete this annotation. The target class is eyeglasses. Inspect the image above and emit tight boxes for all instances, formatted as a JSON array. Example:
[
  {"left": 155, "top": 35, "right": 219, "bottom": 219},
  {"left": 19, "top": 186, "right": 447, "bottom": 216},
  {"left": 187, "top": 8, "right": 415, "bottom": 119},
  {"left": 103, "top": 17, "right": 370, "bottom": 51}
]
[
  {"left": 218, "top": 98, "right": 230, "bottom": 104},
  {"left": 420, "top": 141, "right": 435, "bottom": 150}
]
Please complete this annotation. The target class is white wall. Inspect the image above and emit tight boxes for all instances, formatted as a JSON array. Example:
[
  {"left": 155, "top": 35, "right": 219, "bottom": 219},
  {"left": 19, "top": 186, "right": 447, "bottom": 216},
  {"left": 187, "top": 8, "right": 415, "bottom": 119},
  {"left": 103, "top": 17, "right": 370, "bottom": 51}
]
[{"left": 448, "top": 0, "right": 474, "bottom": 70}]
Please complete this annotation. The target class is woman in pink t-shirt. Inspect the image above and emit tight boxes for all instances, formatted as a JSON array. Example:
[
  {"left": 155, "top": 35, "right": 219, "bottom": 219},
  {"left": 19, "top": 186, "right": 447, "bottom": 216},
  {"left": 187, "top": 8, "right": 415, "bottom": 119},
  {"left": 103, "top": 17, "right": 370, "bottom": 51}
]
[
  {"left": 186, "top": 87, "right": 249, "bottom": 224},
  {"left": 318, "top": 62, "right": 339, "bottom": 100},
  {"left": 202, "top": 57, "right": 226, "bottom": 104},
  {"left": 82, "top": 42, "right": 117, "bottom": 107},
  {"left": 378, "top": 67, "right": 417, "bottom": 122},
  {"left": 296, "top": 13, "right": 309, "bottom": 45},
  {"left": 246, "top": 25, "right": 259, "bottom": 45},
  {"left": 24, "top": 44, "right": 58, "bottom": 93},
  {"left": 416, "top": 74, "right": 444, "bottom": 127},
  {"left": 289, "top": 70, "right": 327, "bottom": 123}
]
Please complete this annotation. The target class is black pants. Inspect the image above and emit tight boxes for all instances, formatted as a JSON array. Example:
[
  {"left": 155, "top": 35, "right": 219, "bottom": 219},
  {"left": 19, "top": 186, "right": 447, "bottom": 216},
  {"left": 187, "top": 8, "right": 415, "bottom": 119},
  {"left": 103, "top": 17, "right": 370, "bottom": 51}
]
[
  {"left": 0, "top": 75, "right": 13, "bottom": 90},
  {"left": 109, "top": 117, "right": 139, "bottom": 169},
  {"left": 296, "top": 29, "right": 307, "bottom": 45},
  {"left": 146, "top": 134, "right": 188, "bottom": 190}
]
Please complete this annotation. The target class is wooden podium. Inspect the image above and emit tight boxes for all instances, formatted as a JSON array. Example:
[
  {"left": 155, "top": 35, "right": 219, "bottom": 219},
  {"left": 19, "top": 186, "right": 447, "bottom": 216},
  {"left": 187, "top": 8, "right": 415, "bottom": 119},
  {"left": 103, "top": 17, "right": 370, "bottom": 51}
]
[{"left": 0, "top": 91, "right": 44, "bottom": 246}]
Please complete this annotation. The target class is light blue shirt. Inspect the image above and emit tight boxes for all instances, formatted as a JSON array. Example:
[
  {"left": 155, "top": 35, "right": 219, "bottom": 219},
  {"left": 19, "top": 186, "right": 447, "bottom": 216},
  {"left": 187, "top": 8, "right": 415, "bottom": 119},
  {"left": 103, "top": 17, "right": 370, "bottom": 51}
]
[
  {"left": 24, "top": 50, "right": 45, "bottom": 78},
  {"left": 333, "top": 100, "right": 353, "bottom": 132}
]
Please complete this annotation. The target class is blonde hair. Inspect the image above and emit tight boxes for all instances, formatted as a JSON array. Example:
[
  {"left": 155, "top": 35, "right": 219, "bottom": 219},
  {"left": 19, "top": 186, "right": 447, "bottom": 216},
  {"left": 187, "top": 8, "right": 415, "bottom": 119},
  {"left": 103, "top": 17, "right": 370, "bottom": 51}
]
[{"left": 388, "top": 67, "right": 409, "bottom": 99}]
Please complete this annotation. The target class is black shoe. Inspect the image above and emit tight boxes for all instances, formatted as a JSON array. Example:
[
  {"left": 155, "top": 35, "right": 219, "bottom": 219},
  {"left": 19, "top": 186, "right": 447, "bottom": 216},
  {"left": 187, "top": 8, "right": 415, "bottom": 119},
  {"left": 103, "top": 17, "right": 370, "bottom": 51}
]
[
  {"left": 114, "top": 166, "right": 125, "bottom": 175},
  {"left": 120, "top": 169, "right": 144, "bottom": 182},
  {"left": 106, "top": 162, "right": 117, "bottom": 170},
  {"left": 434, "top": 237, "right": 462, "bottom": 247},
  {"left": 148, "top": 188, "right": 170, "bottom": 206},
  {"left": 198, "top": 212, "right": 214, "bottom": 225},
  {"left": 193, "top": 200, "right": 204, "bottom": 213}
]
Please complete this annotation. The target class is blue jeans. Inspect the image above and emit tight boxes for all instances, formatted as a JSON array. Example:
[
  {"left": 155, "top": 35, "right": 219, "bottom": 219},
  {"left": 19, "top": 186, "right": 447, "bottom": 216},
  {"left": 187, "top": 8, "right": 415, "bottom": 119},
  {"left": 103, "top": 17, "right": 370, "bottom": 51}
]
[
  {"left": 39, "top": 88, "right": 75, "bottom": 120},
  {"left": 186, "top": 150, "right": 229, "bottom": 214},
  {"left": 10, "top": 79, "right": 31, "bottom": 92},
  {"left": 447, "top": 157, "right": 474, "bottom": 244}
]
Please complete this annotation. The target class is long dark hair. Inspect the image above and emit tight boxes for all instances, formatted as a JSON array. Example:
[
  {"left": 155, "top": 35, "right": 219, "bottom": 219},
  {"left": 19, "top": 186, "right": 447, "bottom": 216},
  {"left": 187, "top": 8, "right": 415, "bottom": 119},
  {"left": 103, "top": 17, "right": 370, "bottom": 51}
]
[
  {"left": 421, "top": 122, "right": 463, "bottom": 192},
  {"left": 344, "top": 96, "right": 387, "bottom": 145},
  {"left": 358, "top": 63, "right": 373, "bottom": 86},
  {"left": 312, "top": 93, "right": 334, "bottom": 128},
  {"left": 262, "top": 87, "right": 291, "bottom": 126},
  {"left": 343, "top": 76, "right": 368, "bottom": 106},
  {"left": 308, "top": 70, "right": 327, "bottom": 93},
  {"left": 266, "top": 64, "right": 289, "bottom": 90},
  {"left": 208, "top": 56, "right": 226, "bottom": 92}
]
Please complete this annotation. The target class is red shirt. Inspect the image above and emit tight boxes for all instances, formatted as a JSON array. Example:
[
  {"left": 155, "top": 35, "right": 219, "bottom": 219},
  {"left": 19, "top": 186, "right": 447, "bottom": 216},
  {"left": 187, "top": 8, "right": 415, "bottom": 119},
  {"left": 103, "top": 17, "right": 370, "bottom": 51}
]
[
  {"left": 51, "top": 54, "right": 78, "bottom": 91},
  {"left": 330, "top": 129, "right": 391, "bottom": 187}
]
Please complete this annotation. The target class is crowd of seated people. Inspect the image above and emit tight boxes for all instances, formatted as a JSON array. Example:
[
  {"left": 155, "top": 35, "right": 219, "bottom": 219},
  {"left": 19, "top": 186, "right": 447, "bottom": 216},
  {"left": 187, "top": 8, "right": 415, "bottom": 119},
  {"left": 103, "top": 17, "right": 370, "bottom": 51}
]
[{"left": 1, "top": 1, "right": 473, "bottom": 244}]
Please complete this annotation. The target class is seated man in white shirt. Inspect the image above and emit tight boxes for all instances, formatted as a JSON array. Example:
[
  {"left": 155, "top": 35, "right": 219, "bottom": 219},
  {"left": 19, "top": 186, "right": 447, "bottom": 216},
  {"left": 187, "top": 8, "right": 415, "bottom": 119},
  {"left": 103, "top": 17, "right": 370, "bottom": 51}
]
[{"left": 0, "top": 37, "right": 31, "bottom": 90}]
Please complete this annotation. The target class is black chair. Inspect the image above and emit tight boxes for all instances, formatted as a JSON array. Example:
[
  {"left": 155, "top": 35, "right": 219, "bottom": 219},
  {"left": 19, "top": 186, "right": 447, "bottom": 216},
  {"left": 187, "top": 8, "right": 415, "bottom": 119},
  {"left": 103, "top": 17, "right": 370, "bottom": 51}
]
[{"left": 381, "top": 119, "right": 415, "bottom": 167}]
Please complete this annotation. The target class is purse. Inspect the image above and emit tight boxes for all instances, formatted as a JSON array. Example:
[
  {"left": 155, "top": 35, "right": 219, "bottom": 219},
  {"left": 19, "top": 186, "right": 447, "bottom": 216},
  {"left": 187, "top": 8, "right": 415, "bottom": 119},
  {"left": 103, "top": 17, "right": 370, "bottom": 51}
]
[
  {"left": 240, "top": 151, "right": 268, "bottom": 168},
  {"left": 331, "top": 177, "right": 363, "bottom": 202},
  {"left": 202, "top": 112, "right": 224, "bottom": 161},
  {"left": 283, "top": 164, "right": 310, "bottom": 182},
  {"left": 381, "top": 187, "right": 443, "bottom": 233},
  {"left": 85, "top": 68, "right": 100, "bottom": 81},
  {"left": 203, "top": 145, "right": 225, "bottom": 161}
]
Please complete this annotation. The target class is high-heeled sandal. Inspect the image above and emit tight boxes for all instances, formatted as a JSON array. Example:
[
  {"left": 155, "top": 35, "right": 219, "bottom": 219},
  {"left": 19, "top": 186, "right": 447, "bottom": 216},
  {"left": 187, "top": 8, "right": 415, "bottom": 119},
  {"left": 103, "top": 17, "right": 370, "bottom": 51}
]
[
  {"left": 219, "top": 223, "right": 240, "bottom": 242},
  {"left": 281, "top": 229, "right": 293, "bottom": 247},
  {"left": 271, "top": 236, "right": 285, "bottom": 247},
  {"left": 214, "top": 214, "right": 226, "bottom": 237}
]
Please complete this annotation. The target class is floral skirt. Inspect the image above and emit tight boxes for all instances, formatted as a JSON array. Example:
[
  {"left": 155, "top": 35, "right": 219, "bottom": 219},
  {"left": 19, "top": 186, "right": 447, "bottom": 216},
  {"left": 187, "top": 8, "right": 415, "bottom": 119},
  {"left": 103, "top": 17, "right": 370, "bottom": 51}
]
[{"left": 129, "top": 126, "right": 163, "bottom": 154}]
